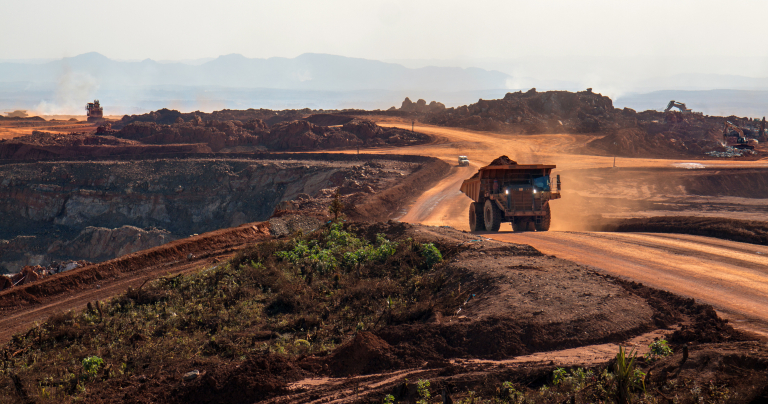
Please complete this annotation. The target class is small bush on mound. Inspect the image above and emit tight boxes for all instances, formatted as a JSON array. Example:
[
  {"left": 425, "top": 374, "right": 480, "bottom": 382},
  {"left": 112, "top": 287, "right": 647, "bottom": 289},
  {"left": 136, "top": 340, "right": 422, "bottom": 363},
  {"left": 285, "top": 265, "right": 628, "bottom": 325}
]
[
  {"left": 0, "top": 222, "right": 458, "bottom": 402},
  {"left": 645, "top": 339, "right": 673, "bottom": 362}
]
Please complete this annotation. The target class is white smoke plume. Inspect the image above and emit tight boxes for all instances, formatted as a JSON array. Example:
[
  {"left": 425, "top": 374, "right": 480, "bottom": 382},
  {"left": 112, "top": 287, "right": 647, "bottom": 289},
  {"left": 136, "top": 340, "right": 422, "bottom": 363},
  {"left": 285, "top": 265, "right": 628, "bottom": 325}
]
[{"left": 33, "top": 66, "right": 99, "bottom": 115}]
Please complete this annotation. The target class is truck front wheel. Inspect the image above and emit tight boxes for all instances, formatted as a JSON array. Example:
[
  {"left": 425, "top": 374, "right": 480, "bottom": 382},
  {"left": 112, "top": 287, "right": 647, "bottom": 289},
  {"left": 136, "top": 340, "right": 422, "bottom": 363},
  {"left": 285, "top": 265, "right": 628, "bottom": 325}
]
[
  {"left": 484, "top": 200, "right": 502, "bottom": 232},
  {"left": 535, "top": 204, "right": 551, "bottom": 231},
  {"left": 468, "top": 202, "right": 484, "bottom": 232}
]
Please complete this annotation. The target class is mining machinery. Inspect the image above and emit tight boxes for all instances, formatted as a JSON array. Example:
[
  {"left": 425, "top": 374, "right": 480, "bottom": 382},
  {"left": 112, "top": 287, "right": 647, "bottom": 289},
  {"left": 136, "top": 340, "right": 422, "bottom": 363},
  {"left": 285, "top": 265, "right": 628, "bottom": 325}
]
[{"left": 86, "top": 100, "right": 104, "bottom": 122}]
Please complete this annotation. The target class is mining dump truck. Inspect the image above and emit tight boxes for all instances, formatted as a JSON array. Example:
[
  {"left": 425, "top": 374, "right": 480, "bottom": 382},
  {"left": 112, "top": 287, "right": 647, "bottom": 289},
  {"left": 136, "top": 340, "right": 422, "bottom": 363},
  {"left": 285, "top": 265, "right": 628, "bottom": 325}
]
[
  {"left": 86, "top": 100, "right": 103, "bottom": 122},
  {"left": 460, "top": 155, "right": 561, "bottom": 232}
]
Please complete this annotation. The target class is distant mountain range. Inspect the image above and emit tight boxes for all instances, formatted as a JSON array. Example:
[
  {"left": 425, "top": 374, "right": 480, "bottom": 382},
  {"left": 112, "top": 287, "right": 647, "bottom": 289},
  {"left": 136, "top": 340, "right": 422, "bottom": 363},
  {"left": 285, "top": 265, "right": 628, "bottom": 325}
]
[
  {"left": 2, "top": 53, "right": 768, "bottom": 117},
  {"left": 0, "top": 52, "right": 511, "bottom": 92},
  {"left": 0, "top": 53, "right": 514, "bottom": 114}
]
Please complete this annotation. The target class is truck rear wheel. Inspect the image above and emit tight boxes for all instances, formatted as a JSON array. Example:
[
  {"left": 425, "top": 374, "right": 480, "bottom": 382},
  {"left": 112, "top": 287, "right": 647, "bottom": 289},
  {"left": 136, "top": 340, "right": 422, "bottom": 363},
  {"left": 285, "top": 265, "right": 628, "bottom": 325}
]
[
  {"left": 535, "top": 204, "right": 551, "bottom": 231},
  {"left": 484, "top": 200, "right": 502, "bottom": 232},
  {"left": 468, "top": 202, "right": 484, "bottom": 232}
]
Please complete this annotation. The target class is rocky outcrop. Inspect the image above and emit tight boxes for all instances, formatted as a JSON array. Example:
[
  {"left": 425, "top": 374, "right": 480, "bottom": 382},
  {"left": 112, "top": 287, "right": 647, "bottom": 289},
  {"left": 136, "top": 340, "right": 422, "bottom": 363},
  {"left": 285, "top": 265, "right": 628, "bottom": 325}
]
[
  {"left": 0, "top": 159, "right": 348, "bottom": 272},
  {"left": 0, "top": 225, "right": 172, "bottom": 274},
  {"left": 109, "top": 109, "right": 430, "bottom": 152},
  {"left": 0, "top": 155, "right": 429, "bottom": 273},
  {"left": 47, "top": 226, "right": 176, "bottom": 263},
  {"left": 400, "top": 97, "right": 446, "bottom": 114},
  {"left": 0, "top": 160, "right": 347, "bottom": 235},
  {"left": 424, "top": 88, "right": 622, "bottom": 134},
  {"left": 412, "top": 89, "right": 748, "bottom": 157}
]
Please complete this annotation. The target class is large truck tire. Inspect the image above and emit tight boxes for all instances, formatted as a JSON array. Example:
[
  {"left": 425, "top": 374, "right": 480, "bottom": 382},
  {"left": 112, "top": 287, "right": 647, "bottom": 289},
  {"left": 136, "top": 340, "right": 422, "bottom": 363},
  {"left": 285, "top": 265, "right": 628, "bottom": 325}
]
[
  {"left": 484, "top": 199, "right": 502, "bottom": 232},
  {"left": 535, "top": 204, "right": 551, "bottom": 231},
  {"left": 468, "top": 202, "right": 484, "bottom": 232}
]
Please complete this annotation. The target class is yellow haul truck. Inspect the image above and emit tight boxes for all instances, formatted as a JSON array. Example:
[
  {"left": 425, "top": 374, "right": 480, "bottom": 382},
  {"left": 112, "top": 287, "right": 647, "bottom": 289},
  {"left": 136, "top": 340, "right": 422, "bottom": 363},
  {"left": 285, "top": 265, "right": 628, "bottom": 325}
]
[{"left": 460, "top": 156, "right": 561, "bottom": 232}]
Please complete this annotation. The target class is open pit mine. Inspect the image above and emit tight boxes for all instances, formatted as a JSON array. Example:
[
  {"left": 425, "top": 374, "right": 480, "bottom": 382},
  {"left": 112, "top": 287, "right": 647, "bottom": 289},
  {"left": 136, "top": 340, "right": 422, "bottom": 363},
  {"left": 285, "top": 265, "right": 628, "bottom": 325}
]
[{"left": 2, "top": 90, "right": 768, "bottom": 403}]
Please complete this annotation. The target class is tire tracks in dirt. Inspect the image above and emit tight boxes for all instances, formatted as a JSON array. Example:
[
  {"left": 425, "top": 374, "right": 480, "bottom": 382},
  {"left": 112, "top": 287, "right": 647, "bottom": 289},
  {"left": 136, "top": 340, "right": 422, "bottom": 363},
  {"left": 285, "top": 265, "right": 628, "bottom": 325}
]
[{"left": 363, "top": 119, "right": 768, "bottom": 336}]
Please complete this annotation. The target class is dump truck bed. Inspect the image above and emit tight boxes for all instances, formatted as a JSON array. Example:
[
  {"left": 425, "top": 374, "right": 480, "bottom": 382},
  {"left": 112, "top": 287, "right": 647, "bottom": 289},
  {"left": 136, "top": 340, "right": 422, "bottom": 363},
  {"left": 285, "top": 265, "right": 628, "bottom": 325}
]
[{"left": 460, "top": 163, "right": 557, "bottom": 202}]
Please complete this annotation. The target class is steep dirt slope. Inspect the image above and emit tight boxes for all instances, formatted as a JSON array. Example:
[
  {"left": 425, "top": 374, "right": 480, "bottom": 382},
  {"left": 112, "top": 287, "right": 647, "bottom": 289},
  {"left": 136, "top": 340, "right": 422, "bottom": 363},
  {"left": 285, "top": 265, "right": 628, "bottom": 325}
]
[{"left": 0, "top": 221, "right": 273, "bottom": 342}]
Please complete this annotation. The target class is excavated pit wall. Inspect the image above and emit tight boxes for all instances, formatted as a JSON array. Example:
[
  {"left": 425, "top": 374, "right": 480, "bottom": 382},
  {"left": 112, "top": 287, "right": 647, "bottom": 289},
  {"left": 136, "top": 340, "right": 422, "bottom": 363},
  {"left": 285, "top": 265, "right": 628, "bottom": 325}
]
[{"left": 0, "top": 153, "right": 439, "bottom": 273}]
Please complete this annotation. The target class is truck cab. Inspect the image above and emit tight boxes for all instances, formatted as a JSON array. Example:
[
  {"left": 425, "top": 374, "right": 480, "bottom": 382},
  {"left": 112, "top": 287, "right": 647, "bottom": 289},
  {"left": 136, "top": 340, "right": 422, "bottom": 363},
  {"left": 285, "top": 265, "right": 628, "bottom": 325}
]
[{"left": 458, "top": 156, "right": 470, "bottom": 166}]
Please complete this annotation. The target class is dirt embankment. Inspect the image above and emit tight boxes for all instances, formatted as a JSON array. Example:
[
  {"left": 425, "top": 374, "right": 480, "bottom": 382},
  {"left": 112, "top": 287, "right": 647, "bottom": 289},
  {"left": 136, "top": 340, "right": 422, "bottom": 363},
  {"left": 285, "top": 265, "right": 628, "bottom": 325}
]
[
  {"left": 0, "top": 222, "right": 755, "bottom": 403},
  {"left": 600, "top": 216, "right": 768, "bottom": 245},
  {"left": 0, "top": 221, "right": 276, "bottom": 344}
]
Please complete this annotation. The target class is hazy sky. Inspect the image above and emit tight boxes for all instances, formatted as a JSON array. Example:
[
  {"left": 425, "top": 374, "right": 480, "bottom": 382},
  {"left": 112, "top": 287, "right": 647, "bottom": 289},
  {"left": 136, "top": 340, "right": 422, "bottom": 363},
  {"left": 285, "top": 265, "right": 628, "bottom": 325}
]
[{"left": 2, "top": 0, "right": 768, "bottom": 82}]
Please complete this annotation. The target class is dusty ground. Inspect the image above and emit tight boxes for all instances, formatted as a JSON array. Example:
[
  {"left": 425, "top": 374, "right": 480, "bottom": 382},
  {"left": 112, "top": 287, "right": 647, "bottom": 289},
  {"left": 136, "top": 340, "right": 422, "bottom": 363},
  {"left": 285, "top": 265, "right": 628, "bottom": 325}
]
[
  {"left": 0, "top": 116, "right": 114, "bottom": 140},
  {"left": 348, "top": 117, "right": 768, "bottom": 337},
  {"left": 361, "top": 118, "right": 768, "bottom": 228}
]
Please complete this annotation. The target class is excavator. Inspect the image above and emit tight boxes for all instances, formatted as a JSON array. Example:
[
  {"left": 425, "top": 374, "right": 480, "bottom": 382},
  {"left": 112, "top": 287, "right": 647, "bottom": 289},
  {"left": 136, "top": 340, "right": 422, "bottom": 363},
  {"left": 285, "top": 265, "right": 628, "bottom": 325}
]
[
  {"left": 664, "top": 100, "right": 692, "bottom": 114},
  {"left": 723, "top": 121, "right": 758, "bottom": 150}
]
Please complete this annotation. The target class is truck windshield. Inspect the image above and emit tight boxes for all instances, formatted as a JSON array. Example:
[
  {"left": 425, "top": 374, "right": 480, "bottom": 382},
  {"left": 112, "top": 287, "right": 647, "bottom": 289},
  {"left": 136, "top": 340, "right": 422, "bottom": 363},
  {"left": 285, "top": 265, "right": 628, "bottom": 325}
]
[{"left": 533, "top": 176, "right": 550, "bottom": 191}]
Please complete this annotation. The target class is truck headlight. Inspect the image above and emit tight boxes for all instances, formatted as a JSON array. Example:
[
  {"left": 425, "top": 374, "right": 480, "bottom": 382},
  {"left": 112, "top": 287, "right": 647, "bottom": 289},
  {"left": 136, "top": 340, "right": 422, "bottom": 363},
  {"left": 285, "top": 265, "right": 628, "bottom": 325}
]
[
  {"left": 533, "top": 189, "right": 537, "bottom": 194},
  {"left": 505, "top": 189, "right": 509, "bottom": 195}
]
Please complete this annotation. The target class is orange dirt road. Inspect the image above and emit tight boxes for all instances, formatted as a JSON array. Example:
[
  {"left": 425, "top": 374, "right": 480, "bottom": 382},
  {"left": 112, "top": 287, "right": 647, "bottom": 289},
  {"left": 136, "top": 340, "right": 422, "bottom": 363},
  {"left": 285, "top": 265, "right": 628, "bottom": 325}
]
[
  {"left": 367, "top": 118, "right": 768, "bottom": 335},
  {"left": 489, "top": 231, "right": 768, "bottom": 335}
]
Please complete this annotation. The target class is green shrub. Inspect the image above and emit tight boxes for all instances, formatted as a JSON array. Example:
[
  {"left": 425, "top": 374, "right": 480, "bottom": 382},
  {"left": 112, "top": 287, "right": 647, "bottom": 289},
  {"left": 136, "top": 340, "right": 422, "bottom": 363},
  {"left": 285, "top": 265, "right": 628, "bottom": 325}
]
[
  {"left": 420, "top": 243, "right": 443, "bottom": 269},
  {"left": 416, "top": 379, "right": 431, "bottom": 404},
  {"left": 82, "top": 356, "right": 103, "bottom": 377},
  {"left": 502, "top": 381, "right": 526, "bottom": 403},
  {"left": 552, "top": 367, "right": 567, "bottom": 385},
  {"left": 646, "top": 339, "right": 673, "bottom": 361}
]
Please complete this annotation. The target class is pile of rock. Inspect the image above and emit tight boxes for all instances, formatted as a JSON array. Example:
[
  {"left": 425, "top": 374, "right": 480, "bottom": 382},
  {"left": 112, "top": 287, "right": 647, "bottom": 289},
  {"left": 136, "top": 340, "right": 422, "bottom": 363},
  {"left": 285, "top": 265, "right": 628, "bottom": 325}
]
[
  {"left": 422, "top": 88, "right": 621, "bottom": 134},
  {"left": 399, "top": 97, "right": 446, "bottom": 114}
]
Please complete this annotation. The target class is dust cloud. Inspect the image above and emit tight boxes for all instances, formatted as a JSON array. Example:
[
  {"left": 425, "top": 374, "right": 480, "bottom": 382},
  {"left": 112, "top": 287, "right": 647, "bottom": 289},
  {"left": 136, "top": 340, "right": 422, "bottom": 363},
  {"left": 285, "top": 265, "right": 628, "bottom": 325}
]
[
  {"left": 33, "top": 66, "right": 98, "bottom": 115},
  {"left": 548, "top": 168, "right": 685, "bottom": 232}
]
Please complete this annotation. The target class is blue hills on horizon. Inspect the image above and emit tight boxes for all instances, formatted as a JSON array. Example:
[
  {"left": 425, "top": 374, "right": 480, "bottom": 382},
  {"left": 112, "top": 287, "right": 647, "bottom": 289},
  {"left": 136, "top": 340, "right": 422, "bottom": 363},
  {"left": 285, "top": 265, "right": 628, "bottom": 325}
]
[
  {"left": 2, "top": 53, "right": 768, "bottom": 117},
  {"left": 0, "top": 52, "right": 512, "bottom": 92}
]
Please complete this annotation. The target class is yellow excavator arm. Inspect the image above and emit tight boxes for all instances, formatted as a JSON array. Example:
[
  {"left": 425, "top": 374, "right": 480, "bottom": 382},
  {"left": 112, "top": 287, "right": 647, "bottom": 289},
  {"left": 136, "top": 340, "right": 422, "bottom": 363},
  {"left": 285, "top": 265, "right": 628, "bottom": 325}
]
[{"left": 664, "top": 100, "right": 690, "bottom": 113}]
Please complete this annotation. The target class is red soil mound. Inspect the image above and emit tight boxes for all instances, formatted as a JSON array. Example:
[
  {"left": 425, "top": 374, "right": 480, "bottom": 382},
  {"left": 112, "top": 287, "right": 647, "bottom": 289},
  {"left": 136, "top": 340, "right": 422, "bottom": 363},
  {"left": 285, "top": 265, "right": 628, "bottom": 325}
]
[
  {"left": 326, "top": 331, "right": 405, "bottom": 377},
  {"left": 170, "top": 355, "right": 311, "bottom": 404}
]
